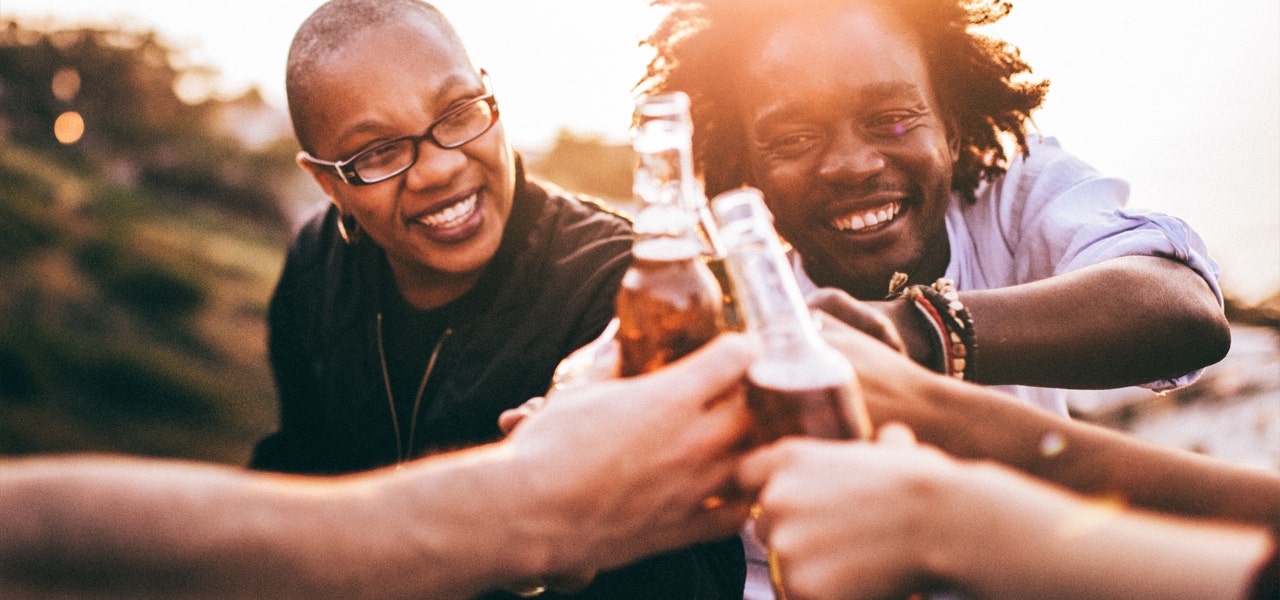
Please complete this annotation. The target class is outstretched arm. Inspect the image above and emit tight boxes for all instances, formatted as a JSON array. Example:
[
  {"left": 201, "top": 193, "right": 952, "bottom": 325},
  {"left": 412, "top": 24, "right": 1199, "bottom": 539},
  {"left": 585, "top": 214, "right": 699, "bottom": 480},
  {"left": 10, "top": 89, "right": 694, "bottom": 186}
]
[
  {"left": 0, "top": 335, "right": 756, "bottom": 600},
  {"left": 739, "top": 428, "right": 1276, "bottom": 600},
  {"left": 814, "top": 310, "right": 1280, "bottom": 525},
  {"left": 865, "top": 255, "right": 1230, "bottom": 388}
]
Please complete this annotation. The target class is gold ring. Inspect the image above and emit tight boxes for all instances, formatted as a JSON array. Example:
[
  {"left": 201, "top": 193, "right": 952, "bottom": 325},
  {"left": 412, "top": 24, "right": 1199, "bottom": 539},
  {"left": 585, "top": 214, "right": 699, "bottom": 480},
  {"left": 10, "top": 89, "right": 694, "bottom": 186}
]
[{"left": 507, "top": 579, "right": 547, "bottom": 597}]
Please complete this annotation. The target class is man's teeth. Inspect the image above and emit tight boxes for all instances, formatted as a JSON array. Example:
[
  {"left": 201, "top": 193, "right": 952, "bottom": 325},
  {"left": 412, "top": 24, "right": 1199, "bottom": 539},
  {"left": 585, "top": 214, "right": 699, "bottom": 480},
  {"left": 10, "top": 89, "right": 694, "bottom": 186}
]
[
  {"left": 418, "top": 194, "right": 478, "bottom": 228},
  {"left": 830, "top": 202, "right": 901, "bottom": 232}
]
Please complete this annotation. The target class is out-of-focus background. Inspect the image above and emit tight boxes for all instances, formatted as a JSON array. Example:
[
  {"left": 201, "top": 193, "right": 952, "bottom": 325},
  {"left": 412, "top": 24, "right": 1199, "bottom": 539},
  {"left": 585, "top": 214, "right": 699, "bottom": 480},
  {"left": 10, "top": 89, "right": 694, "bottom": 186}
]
[{"left": 1, "top": 1, "right": 1276, "bottom": 469}]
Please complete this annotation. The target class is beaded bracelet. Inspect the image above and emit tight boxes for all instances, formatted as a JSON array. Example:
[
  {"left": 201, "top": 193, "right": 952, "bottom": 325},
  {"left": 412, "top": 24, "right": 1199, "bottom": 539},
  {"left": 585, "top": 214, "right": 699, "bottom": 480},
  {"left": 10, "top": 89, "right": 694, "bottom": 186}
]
[{"left": 889, "top": 276, "right": 977, "bottom": 380}]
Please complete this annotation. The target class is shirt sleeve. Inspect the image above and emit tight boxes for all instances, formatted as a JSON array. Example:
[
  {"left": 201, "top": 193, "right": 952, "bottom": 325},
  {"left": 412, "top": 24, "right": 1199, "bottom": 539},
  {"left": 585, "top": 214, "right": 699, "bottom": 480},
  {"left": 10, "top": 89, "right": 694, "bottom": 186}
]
[{"left": 1002, "top": 136, "right": 1223, "bottom": 391}]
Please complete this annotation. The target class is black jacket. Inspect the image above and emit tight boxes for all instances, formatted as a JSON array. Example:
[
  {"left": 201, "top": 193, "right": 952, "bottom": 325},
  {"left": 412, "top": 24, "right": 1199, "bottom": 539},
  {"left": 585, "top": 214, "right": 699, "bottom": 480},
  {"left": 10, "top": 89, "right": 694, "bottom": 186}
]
[{"left": 251, "top": 164, "right": 744, "bottom": 599}]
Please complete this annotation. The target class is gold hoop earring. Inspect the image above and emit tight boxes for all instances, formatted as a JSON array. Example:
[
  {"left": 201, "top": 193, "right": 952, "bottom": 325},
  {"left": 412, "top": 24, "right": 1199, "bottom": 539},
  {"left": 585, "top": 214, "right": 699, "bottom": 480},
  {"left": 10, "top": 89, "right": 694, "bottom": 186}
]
[{"left": 337, "top": 211, "right": 363, "bottom": 245}]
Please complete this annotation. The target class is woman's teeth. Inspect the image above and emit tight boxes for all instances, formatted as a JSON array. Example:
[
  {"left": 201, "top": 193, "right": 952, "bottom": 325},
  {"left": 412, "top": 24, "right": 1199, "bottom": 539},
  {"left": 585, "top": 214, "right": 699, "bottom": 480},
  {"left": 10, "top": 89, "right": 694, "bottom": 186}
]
[
  {"left": 418, "top": 194, "right": 478, "bottom": 228},
  {"left": 830, "top": 202, "right": 901, "bottom": 232}
]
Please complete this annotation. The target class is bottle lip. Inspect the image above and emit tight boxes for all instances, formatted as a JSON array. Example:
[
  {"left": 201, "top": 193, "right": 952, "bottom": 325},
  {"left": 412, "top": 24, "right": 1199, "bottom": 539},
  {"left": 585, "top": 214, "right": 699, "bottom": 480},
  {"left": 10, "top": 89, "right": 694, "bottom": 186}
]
[
  {"left": 634, "top": 91, "right": 692, "bottom": 117},
  {"left": 710, "top": 187, "right": 767, "bottom": 218},
  {"left": 710, "top": 187, "right": 772, "bottom": 236}
]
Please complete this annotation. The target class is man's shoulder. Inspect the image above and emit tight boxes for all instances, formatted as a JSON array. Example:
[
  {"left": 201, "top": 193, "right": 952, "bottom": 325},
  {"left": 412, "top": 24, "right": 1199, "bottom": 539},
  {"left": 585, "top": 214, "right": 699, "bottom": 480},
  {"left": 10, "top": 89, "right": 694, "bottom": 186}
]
[
  {"left": 970, "top": 134, "right": 1113, "bottom": 215},
  {"left": 1002, "top": 135, "right": 1102, "bottom": 188}
]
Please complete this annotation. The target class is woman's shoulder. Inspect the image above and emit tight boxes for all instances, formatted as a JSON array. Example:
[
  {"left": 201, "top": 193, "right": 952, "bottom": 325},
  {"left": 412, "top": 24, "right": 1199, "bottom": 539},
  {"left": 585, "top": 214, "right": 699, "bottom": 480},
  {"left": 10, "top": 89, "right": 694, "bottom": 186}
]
[{"left": 522, "top": 177, "right": 634, "bottom": 253}]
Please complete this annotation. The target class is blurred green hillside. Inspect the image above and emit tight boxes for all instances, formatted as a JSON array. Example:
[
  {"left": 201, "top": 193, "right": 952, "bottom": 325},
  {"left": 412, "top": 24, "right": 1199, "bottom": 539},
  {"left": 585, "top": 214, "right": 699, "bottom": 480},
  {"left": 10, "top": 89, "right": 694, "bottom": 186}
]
[{"left": 0, "top": 22, "right": 302, "bottom": 464}]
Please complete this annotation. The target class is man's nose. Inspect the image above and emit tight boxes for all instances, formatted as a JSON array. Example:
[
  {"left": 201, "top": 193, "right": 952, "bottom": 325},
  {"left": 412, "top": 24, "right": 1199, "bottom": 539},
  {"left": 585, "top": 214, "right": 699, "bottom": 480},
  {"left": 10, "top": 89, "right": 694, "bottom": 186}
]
[{"left": 817, "top": 127, "right": 885, "bottom": 185}]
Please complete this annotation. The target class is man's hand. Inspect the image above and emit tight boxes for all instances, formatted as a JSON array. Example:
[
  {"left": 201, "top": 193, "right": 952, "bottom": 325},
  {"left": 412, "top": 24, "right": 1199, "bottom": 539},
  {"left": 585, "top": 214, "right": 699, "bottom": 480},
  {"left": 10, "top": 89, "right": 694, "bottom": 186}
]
[{"left": 502, "top": 333, "right": 758, "bottom": 576}]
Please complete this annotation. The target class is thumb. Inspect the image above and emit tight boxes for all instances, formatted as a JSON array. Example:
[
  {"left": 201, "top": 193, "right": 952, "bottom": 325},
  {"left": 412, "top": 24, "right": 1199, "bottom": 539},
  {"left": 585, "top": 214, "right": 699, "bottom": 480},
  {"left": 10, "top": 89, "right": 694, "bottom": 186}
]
[
  {"left": 736, "top": 441, "right": 796, "bottom": 497},
  {"left": 631, "top": 333, "right": 755, "bottom": 413}
]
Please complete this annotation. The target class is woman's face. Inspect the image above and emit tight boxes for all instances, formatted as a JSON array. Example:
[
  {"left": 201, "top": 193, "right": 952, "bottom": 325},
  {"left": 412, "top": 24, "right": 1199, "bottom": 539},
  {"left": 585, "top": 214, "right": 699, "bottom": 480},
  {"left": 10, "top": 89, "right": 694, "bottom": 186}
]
[{"left": 298, "top": 17, "right": 515, "bottom": 291}]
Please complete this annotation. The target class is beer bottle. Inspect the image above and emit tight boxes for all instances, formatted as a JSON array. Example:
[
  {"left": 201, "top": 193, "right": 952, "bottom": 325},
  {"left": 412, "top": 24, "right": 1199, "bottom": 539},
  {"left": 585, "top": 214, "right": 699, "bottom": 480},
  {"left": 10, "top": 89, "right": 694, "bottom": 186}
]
[
  {"left": 711, "top": 187, "right": 873, "bottom": 443},
  {"left": 615, "top": 91, "right": 727, "bottom": 376},
  {"left": 549, "top": 92, "right": 726, "bottom": 391}
]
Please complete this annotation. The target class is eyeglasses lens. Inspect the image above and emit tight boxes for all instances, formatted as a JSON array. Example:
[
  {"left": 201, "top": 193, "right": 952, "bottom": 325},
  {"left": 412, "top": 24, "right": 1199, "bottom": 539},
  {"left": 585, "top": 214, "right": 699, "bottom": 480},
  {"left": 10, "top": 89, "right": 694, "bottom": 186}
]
[{"left": 350, "top": 98, "right": 496, "bottom": 183}]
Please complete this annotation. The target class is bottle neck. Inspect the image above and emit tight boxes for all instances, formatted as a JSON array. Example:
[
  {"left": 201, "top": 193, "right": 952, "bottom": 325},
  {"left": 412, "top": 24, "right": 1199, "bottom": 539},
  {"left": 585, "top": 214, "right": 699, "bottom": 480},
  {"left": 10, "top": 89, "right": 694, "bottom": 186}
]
[
  {"left": 731, "top": 241, "right": 825, "bottom": 357},
  {"left": 714, "top": 188, "right": 830, "bottom": 361}
]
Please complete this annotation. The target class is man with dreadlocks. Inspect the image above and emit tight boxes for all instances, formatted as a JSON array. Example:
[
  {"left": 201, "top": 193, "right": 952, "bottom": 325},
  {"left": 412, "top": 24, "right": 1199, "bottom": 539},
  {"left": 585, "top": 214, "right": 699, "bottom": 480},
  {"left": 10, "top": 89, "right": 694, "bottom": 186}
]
[{"left": 638, "top": 0, "right": 1231, "bottom": 597}]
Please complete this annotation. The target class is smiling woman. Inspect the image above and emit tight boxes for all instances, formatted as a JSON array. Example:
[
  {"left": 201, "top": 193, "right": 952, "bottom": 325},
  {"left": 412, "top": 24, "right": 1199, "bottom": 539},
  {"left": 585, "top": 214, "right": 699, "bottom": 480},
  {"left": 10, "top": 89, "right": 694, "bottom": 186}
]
[{"left": 239, "top": 1, "right": 748, "bottom": 597}]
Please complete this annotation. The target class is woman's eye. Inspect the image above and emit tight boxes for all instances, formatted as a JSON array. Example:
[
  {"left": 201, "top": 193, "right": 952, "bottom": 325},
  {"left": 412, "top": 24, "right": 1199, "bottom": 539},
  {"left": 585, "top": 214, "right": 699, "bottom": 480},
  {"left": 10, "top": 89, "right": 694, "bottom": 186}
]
[{"left": 359, "top": 142, "right": 404, "bottom": 168}]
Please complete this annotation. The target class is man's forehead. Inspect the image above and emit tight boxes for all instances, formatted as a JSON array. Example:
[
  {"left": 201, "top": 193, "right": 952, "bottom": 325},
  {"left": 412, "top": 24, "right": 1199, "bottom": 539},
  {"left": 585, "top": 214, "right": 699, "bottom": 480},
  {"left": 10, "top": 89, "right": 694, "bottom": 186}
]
[
  {"left": 749, "top": 5, "right": 922, "bottom": 67},
  {"left": 740, "top": 9, "right": 931, "bottom": 101}
]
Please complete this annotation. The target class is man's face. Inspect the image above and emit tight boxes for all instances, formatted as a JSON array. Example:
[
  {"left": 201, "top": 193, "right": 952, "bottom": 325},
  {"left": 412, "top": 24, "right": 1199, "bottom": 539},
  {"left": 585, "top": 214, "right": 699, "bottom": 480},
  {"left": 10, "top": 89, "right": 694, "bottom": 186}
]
[
  {"left": 736, "top": 6, "right": 955, "bottom": 299},
  {"left": 299, "top": 17, "right": 515, "bottom": 287}
]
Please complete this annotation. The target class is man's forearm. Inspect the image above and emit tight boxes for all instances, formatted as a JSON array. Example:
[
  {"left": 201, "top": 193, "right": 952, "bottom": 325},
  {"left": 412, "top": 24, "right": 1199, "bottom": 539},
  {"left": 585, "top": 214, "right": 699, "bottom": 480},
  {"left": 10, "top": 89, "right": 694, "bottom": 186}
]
[
  {"left": 909, "top": 375, "right": 1280, "bottom": 525},
  {"left": 0, "top": 452, "right": 530, "bottom": 600},
  {"left": 939, "top": 461, "right": 1274, "bottom": 600},
  {"left": 964, "top": 255, "right": 1229, "bottom": 388}
]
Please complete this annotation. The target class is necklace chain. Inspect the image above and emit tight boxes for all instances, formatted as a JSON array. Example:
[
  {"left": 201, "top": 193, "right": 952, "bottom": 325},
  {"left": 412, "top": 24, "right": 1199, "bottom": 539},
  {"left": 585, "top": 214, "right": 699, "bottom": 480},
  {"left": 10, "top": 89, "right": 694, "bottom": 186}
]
[{"left": 376, "top": 312, "right": 450, "bottom": 464}]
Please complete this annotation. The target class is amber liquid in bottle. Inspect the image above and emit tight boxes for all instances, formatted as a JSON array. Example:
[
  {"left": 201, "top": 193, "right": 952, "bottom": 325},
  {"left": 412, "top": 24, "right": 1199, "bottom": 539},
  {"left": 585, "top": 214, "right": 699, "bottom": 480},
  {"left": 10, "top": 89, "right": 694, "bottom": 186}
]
[
  {"left": 746, "top": 364, "right": 866, "bottom": 444},
  {"left": 614, "top": 91, "right": 726, "bottom": 376},
  {"left": 616, "top": 239, "right": 726, "bottom": 376}
]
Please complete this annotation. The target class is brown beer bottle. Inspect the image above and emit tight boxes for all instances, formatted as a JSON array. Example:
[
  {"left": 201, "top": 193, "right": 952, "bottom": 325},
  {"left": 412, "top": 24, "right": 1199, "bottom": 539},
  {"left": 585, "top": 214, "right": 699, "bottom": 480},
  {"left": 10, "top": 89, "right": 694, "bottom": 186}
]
[
  {"left": 549, "top": 92, "right": 726, "bottom": 390},
  {"left": 615, "top": 91, "right": 726, "bottom": 376},
  {"left": 711, "top": 187, "right": 873, "bottom": 444}
]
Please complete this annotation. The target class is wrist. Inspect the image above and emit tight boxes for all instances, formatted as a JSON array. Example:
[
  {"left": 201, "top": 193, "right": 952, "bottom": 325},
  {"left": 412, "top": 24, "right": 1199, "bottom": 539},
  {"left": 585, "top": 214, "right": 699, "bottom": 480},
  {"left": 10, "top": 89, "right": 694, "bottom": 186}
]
[
  {"left": 883, "top": 296, "right": 943, "bottom": 370},
  {"left": 895, "top": 280, "right": 976, "bottom": 380},
  {"left": 382, "top": 446, "right": 554, "bottom": 595},
  {"left": 911, "top": 456, "right": 973, "bottom": 589}
]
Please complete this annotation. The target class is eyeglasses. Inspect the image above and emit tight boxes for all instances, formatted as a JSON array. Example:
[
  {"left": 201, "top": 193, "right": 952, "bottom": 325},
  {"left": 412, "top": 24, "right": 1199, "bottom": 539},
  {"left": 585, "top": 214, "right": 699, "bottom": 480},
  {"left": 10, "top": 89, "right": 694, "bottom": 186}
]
[{"left": 299, "top": 73, "right": 499, "bottom": 186}]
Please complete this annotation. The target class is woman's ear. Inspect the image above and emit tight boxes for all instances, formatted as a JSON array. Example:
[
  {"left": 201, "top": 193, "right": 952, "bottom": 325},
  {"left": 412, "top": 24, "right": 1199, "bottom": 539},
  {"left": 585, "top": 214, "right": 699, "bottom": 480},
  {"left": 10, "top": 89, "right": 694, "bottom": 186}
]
[{"left": 296, "top": 151, "right": 340, "bottom": 202}]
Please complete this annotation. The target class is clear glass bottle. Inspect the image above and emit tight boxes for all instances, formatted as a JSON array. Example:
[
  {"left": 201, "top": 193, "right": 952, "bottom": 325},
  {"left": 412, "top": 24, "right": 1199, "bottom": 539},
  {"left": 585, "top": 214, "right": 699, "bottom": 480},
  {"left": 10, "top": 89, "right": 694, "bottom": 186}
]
[
  {"left": 712, "top": 187, "right": 873, "bottom": 443},
  {"left": 549, "top": 92, "right": 726, "bottom": 390},
  {"left": 614, "top": 91, "right": 726, "bottom": 376}
]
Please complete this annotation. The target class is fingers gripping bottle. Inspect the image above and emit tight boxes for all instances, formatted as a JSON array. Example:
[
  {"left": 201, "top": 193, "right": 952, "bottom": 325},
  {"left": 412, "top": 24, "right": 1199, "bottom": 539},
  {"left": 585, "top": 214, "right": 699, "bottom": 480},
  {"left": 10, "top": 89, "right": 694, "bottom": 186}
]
[{"left": 712, "top": 187, "right": 873, "bottom": 444}]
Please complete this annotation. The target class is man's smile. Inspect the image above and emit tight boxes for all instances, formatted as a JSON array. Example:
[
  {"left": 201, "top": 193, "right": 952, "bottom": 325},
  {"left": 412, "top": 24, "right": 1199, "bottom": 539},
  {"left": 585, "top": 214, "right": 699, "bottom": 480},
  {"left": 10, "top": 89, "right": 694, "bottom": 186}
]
[{"left": 828, "top": 201, "right": 902, "bottom": 233}]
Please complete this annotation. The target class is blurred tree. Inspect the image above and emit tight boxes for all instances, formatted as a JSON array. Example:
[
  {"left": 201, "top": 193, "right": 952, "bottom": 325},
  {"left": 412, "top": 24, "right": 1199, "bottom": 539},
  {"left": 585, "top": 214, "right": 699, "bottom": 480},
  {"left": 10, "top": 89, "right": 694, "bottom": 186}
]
[
  {"left": 529, "top": 128, "right": 636, "bottom": 213},
  {"left": 0, "top": 21, "right": 296, "bottom": 464},
  {"left": 0, "top": 20, "right": 296, "bottom": 227}
]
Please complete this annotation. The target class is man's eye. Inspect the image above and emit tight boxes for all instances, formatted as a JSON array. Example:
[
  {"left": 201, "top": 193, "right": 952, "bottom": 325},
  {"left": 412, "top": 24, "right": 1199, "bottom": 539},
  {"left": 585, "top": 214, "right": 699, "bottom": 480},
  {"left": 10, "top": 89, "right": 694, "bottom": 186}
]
[
  {"left": 761, "top": 132, "right": 819, "bottom": 157},
  {"left": 868, "top": 112, "right": 920, "bottom": 137}
]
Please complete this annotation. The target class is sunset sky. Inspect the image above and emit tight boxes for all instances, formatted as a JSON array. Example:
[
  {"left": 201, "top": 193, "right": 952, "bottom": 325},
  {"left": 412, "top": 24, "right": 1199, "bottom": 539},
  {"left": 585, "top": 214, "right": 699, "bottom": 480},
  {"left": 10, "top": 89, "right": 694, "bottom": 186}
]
[{"left": 5, "top": 0, "right": 1278, "bottom": 301}]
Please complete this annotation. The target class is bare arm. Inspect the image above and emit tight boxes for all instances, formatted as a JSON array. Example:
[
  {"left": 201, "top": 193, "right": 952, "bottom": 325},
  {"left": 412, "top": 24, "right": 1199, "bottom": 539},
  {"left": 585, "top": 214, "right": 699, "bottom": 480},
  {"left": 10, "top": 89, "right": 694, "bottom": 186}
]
[
  {"left": 0, "top": 335, "right": 756, "bottom": 600},
  {"left": 0, "top": 455, "right": 522, "bottom": 600},
  {"left": 739, "top": 431, "right": 1276, "bottom": 600},
  {"left": 945, "top": 459, "right": 1275, "bottom": 600},
  {"left": 870, "top": 255, "right": 1230, "bottom": 388},
  {"left": 815, "top": 311, "right": 1280, "bottom": 525}
]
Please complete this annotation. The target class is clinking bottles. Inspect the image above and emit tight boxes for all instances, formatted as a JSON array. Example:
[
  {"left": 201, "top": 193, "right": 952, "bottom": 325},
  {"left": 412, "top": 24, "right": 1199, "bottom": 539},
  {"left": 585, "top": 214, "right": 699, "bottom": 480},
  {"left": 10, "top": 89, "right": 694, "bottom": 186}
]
[
  {"left": 711, "top": 187, "right": 873, "bottom": 443},
  {"left": 615, "top": 91, "right": 726, "bottom": 376},
  {"left": 550, "top": 92, "right": 726, "bottom": 389}
]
